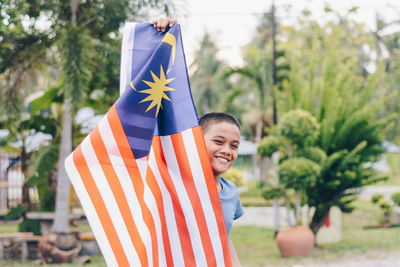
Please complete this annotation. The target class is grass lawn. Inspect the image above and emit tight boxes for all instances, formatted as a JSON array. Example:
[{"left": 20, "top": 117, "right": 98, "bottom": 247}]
[
  {"left": 231, "top": 199, "right": 400, "bottom": 266},
  {"left": 0, "top": 222, "right": 19, "bottom": 233},
  {"left": 376, "top": 153, "right": 400, "bottom": 186},
  {"left": 2, "top": 200, "right": 400, "bottom": 266}
]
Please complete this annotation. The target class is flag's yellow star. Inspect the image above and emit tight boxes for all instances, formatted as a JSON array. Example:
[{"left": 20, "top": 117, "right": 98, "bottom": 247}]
[{"left": 139, "top": 65, "right": 175, "bottom": 116}]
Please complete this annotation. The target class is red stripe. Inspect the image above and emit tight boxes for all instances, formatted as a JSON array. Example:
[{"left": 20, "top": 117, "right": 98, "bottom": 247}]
[
  {"left": 107, "top": 106, "right": 159, "bottom": 267},
  {"left": 170, "top": 132, "right": 217, "bottom": 266},
  {"left": 145, "top": 165, "right": 174, "bottom": 267},
  {"left": 192, "top": 126, "right": 232, "bottom": 267},
  {"left": 72, "top": 145, "right": 130, "bottom": 266},
  {"left": 324, "top": 214, "right": 330, "bottom": 227},
  {"left": 90, "top": 126, "right": 148, "bottom": 266},
  {"left": 152, "top": 136, "right": 197, "bottom": 266}
]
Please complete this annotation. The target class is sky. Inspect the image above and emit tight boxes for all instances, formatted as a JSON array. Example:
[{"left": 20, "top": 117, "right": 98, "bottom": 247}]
[{"left": 175, "top": 0, "right": 400, "bottom": 66}]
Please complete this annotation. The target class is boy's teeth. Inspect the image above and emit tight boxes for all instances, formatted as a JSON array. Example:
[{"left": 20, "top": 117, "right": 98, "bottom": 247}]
[{"left": 216, "top": 156, "right": 228, "bottom": 162}]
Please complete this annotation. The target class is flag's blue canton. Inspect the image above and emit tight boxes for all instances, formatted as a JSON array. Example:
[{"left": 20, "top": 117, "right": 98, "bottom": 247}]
[{"left": 115, "top": 24, "right": 198, "bottom": 159}]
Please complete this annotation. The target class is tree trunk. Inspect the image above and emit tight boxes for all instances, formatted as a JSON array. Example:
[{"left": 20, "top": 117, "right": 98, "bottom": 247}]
[
  {"left": 20, "top": 144, "right": 32, "bottom": 209},
  {"left": 272, "top": 151, "right": 280, "bottom": 235},
  {"left": 51, "top": 0, "right": 78, "bottom": 235},
  {"left": 295, "top": 192, "right": 301, "bottom": 225},
  {"left": 282, "top": 189, "right": 293, "bottom": 227},
  {"left": 259, "top": 157, "right": 270, "bottom": 185},
  {"left": 309, "top": 205, "right": 330, "bottom": 234},
  {"left": 51, "top": 97, "right": 72, "bottom": 233},
  {"left": 255, "top": 120, "right": 270, "bottom": 184}
]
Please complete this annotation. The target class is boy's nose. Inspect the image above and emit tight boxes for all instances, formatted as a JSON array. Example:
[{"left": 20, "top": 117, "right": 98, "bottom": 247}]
[{"left": 220, "top": 145, "right": 232, "bottom": 155}]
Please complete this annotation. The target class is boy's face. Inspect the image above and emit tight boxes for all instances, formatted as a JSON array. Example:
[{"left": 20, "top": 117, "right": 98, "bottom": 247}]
[{"left": 203, "top": 121, "right": 240, "bottom": 180}]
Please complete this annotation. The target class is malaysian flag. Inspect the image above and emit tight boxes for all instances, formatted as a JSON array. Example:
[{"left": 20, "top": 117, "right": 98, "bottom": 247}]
[{"left": 65, "top": 23, "right": 231, "bottom": 267}]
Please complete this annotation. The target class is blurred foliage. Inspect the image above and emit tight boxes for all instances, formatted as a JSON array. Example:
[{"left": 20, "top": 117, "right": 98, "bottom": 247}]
[
  {"left": 371, "top": 193, "right": 384, "bottom": 204},
  {"left": 268, "top": 16, "right": 392, "bottom": 232},
  {"left": 377, "top": 198, "right": 392, "bottom": 215},
  {"left": 259, "top": 109, "right": 321, "bottom": 226},
  {"left": 277, "top": 110, "right": 319, "bottom": 149},
  {"left": 223, "top": 167, "right": 244, "bottom": 187},
  {"left": 261, "top": 186, "right": 282, "bottom": 201},
  {"left": 257, "top": 135, "right": 280, "bottom": 158},
  {"left": 0, "top": 0, "right": 177, "bottom": 232},
  {"left": 189, "top": 33, "right": 230, "bottom": 116},
  {"left": 225, "top": 45, "right": 273, "bottom": 141},
  {"left": 19, "top": 218, "right": 41, "bottom": 235},
  {"left": 26, "top": 144, "right": 59, "bottom": 211},
  {"left": 391, "top": 191, "right": 400, "bottom": 207},
  {"left": 5, "top": 205, "right": 27, "bottom": 220},
  {"left": 1, "top": 0, "right": 400, "bottom": 237},
  {"left": 278, "top": 157, "right": 320, "bottom": 192}
]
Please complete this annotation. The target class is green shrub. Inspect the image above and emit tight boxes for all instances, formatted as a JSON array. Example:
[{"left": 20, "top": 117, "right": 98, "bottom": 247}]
[
  {"left": 261, "top": 186, "right": 283, "bottom": 201},
  {"left": 239, "top": 180, "right": 264, "bottom": 198},
  {"left": 5, "top": 205, "right": 27, "bottom": 220},
  {"left": 224, "top": 167, "right": 244, "bottom": 187},
  {"left": 240, "top": 196, "right": 269, "bottom": 207},
  {"left": 19, "top": 218, "right": 41, "bottom": 235},
  {"left": 297, "top": 146, "right": 327, "bottom": 164},
  {"left": 258, "top": 135, "right": 280, "bottom": 158},
  {"left": 391, "top": 191, "right": 400, "bottom": 206},
  {"left": 378, "top": 199, "right": 392, "bottom": 216},
  {"left": 278, "top": 157, "right": 320, "bottom": 191},
  {"left": 371, "top": 193, "right": 384, "bottom": 204},
  {"left": 278, "top": 109, "right": 319, "bottom": 148}
]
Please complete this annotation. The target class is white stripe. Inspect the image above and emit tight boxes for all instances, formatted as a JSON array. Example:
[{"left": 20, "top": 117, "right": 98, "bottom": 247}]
[
  {"left": 140, "top": 159, "right": 168, "bottom": 267},
  {"left": 182, "top": 129, "right": 226, "bottom": 267},
  {"left": 149, "top": 148, "right": 185, "bottom": 266},
  {"left": 136, "top": 158, "right": 148, "bottom": 183},
  {"left": 65, "top": 155, "right": 118, "bottom": 267},
  {"left": 80, "top": 136, "right": 139, "bottom": 266},
  {"left": 160, "top": 135, "right": 208, "bottom": 267},
  {"left": 120, "top": 22, "right": 136, "bottom": 95},
  {"left": 98, "top": 117, "right": 155, "bottom": 267}
]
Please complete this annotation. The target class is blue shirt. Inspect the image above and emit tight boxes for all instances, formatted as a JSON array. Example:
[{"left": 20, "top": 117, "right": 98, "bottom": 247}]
[{"left": 218, "top": 177, "right": 244, "bottom": 240}]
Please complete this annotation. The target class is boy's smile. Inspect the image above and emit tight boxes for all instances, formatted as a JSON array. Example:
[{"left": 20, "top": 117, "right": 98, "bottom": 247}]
[{"left": 203, "top": 122, "right": 240, "bottom": 181}]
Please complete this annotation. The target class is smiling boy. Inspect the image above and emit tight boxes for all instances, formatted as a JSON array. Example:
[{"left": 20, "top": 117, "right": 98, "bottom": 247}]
[
  {"left": 200, "top": 112, "right": 244, "bottom": 267},
  {"left": 153, "top": 19, "right": 244, "bottom": 266}
]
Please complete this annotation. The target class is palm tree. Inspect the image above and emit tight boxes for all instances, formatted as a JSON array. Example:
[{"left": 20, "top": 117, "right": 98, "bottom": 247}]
[
  {"left": 51, "top": 0, "right": 81, "bottom": 233},
  {"left": 189, "top": 33, "right": 228, "bottom": 115},
  {"left": 1, "top": 0, "right": 176, "bottom": 235},
  {"left": 52, "top": 0, "right": 176, "bottom": 233},
  {"left": 227, "top": 46, "right": 273, "bottom": 142}
]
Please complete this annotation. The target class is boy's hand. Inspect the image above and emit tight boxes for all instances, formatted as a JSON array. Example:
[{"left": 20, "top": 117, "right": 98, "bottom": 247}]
[{"left": 152, "top": 18, "right": 177, "bottom": 32}]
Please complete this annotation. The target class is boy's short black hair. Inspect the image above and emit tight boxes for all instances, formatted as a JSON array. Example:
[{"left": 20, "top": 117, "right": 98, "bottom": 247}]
[{"left": 199, "top": 112, "right": 241, "bottom": 133}]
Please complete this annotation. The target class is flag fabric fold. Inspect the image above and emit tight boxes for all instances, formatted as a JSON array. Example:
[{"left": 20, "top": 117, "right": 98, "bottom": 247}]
[{"left": 65, "top": 22, "right": 231, "bottom": 267}]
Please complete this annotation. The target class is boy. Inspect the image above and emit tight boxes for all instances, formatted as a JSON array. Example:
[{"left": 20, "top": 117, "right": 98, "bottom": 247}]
[
  {"left": 154, "top": 19, "right": 244, "bottom": 266},
  {"left": 200, "top": 112, "right": 244, "bottom": 267}
]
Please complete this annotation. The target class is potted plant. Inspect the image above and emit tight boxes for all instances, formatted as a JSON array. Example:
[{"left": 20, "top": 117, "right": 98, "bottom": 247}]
[
  {"left": 371, "top": 193, "right": 393, "bottom": 227},
  {"left": 259, "top": 109, "right": 321, "bottom": 257}
]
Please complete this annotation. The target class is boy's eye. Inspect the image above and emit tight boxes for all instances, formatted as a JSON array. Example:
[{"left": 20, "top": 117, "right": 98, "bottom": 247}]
[
  {"left": 214, "top": 139, "right": 223, "bottom": 145},
  {"left": 231, "top": 144, "right": 238, "bottom": 150}
]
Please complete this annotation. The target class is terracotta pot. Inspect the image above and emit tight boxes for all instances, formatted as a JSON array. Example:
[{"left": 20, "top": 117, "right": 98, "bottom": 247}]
[{"left": 276, "top": 225, "right": 314, "bottom": 258}]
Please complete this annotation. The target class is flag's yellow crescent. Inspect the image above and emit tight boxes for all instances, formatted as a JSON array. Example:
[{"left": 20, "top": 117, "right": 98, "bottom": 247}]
[{"left": 162, "top": 32, "right": 176, "bottom": 74}]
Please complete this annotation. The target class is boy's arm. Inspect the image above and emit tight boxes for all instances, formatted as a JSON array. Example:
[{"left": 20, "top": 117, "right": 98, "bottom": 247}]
[{"left": 229, "top": 241, "right": 242, "bottom": 267}]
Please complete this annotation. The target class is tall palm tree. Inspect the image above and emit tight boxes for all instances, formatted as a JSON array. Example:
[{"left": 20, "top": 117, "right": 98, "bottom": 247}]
[
  {"left": 189, "top": 33, "right": 228, "bottom": 115},
  {"left": 1, "top": 0, "right": 176, "bottom": 234},
  {"left": 52, "top": 0, "right": 176, "bottom": 233},
  {"left": 226, "top": 45, "right": 273, "bottom": 142}
]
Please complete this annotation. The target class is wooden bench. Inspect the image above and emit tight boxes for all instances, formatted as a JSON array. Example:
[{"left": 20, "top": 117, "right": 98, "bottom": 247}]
[
  {"left": 26, "top": 212, "right": 82, "bottom": 235},
  {"left": 0, "top": 232, "right": 41, "bottom": 261}
]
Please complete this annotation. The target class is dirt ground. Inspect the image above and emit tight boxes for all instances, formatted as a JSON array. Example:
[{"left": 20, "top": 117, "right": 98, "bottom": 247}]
[{"left": 262, "top": 249, "right": 400, "bottom": 267}]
